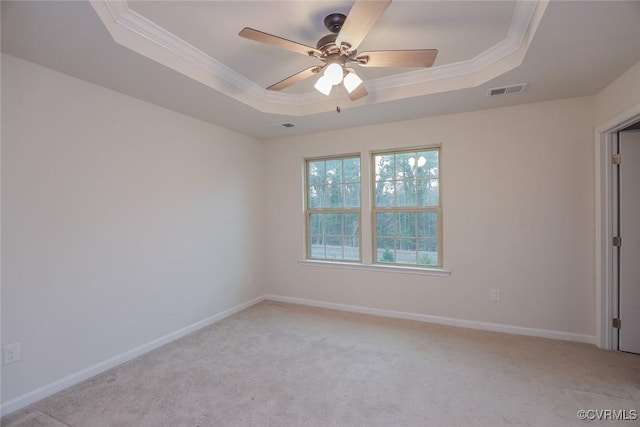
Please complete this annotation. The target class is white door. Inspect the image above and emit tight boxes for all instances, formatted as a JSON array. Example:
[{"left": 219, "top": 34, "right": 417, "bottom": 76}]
[{"left": 618, "top": 130, "right": 640, "bottom": 354}]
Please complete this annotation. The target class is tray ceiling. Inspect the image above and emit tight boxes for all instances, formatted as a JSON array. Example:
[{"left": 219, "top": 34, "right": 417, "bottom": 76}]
[
  {"left": 90, "top": 0, "right": 543, "bottom": 115},
  {"left": 2, "top": 1, "right": 639, "bottom": 139}
]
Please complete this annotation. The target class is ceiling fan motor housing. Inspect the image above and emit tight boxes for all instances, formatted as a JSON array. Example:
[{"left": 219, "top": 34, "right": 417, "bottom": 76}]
[{"left": 316, "top": 33, "right": 337, "bottom": 50}]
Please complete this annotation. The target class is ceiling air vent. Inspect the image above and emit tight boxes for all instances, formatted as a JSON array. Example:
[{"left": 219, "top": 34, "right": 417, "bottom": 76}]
[
  {"left": 488, "top": 83, "right": 527, "bottom": 97},
  {"left": 270, "top": 122, "right": 296, "bottom": 128}
]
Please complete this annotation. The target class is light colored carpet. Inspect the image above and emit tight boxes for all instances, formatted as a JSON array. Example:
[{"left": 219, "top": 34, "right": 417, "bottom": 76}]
[
  {"left": 3, "top": 301, "right": 639, "bottom": 426},
  {"left": 2, "top": 412, "right": 69, "bottom": 427}
]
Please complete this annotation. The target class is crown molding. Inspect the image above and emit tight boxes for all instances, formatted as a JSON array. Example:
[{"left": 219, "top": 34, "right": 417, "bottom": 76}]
[
  {"left": 366, "top": 0, "right": 539, "bottom": 92},
  {"left": 90, "top": 0, "right": 546, "bottom": 116},
  {"left": 104, "top": 1, "right": 263, "bottom": 99}
]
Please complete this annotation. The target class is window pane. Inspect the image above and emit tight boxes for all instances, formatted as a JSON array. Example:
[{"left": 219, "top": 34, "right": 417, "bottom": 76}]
[
  {"left": 395, "top": 238, "right": 415, "bottom": 251},
  {"left": 418, "top": 238, "right": 438, "bottom": 252},
  {"left": 326, "top": 184, "right": 344, "bottom": 208},
  {"left": 396, "top": 180, "right": 416, "bottom": 207},
  {"left": 418, "top": 239, "right": 438, "bottom": 266},
  {"left": 343, "top": 237, "right": 359, "bottom": 261},
  {"left": 428, "top": 179, "right": 440, "bottom": 205},
  {"left": 343, "top": 157, "right": 360, "bottom": 183},
  {"left": 376, "top": 212, "right": 394, "bottom": 237},
  {"left": 416, "top": 151, "right": 438, "bottom": 178},
  {"left": 375, "top": 180, "right": 394, "bottom": 207},
  {"left": 377, "top": 238, "right": 395, "bottom": 263},
  {"left": 395, "top": 212, "right": 415, "bottom": 237},
  {"left": 310, "top": 235, "right": 325, "bottom": 259},
  {"left": 325, "top": 159, "right": 342, "bottom": 185},
  {"left": 417, "top": 179, "right": 439, "bottom": 207},
  {"left": 417, "top": 212, "right": 438, "bottom": 238},
  {"left": 395, "top": 152, "right": 416, "bottom": 180},
  {"left": 326, "top": 236, "right": 342, "bottom": 259},
  {"left": 375, "top": 154, "right": 394, "bottom": 182},
  {"left": 308, "top": 161, "right": 325, "bottom": 186},
  {"left": 395, "top": 238, "right": 417, "bottom": 264},
  {"left": 325, "top": 213, "right": 343, "bottom": 236},
  {"left": 344, "top": 213, "right": 359, "bottom": 236},
  {"left": 344, "top": 183, "right": 360, "bottom": 208},
  {"left": 308, "top": 212, "right": 360, "bottom": 262},
  {"left": 309, "top": 184, "right": 325, "bottom": 208},
  {"left": 310, "top": 213, "right": 324, "bottom": 235}
]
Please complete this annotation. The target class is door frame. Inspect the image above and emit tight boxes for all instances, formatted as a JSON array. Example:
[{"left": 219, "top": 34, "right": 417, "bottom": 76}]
[{"left": 595, "top": 104, "right": 640, "bottom": 350}]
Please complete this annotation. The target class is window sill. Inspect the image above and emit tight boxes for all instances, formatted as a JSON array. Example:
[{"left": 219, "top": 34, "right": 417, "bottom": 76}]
[{"left": 297, "top": 260, "right": 451, "bottom": 277}]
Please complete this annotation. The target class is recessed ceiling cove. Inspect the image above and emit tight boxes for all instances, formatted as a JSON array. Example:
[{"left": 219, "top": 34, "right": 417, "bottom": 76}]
[{"left": 90, "top": 0, "right": 547, "bottom": 116}]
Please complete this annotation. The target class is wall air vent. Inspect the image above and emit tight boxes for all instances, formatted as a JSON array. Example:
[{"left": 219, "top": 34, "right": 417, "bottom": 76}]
[{"left": 488, "top": 83, "right": 527, "bottom": 96}]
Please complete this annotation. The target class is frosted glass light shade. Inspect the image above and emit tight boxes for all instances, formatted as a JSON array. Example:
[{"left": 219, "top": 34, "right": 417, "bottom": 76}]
[
  {"left": 343, "top": 71, "right": 363, "bottom": 93},
  {"left": 314, "top": 75, "right": 332, "bottom": 96},
  {"left": 324, "top": 63, "right": 344, "bottom": 86}
]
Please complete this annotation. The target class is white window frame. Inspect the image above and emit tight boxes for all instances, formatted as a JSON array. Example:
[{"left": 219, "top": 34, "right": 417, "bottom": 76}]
[
  {"left": 304, "top": 154, "right": 362, "bottom": 263},
  {"left": 371, "top": 146, "right": 443, "bottom": 268},
  {"left": 300, "top": 147, "right": 448, "bottom": 276}
]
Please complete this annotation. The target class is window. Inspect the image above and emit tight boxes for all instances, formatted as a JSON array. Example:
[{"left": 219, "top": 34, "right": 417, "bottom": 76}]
[
  {"left": 303, "top": 148, "right": 443, "bottom": 270},
  {"left": 372, "top": 148, "right": 441, "bottom": 267},
  {"left": 305, "top": 155, "right": 361, "bottom": 261}
]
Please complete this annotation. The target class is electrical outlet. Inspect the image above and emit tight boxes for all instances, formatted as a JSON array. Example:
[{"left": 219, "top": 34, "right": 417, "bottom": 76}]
[
  {"left": 491, "top": 288, "right": 501, "bottom": 301},
  {"left": 4, "top": 342, "right": 21, "bottom": 364}
]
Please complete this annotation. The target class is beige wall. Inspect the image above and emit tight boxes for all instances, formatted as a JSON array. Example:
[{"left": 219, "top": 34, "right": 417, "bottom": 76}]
[
  {"left": 1, "top": 54, "right": 265, "bottom": 402},
  {"left": 595, "top": 60, "right": 640, "bottom": 127},
  {"left": 264, "top": 96, "right": 596, "bottom": 336}
]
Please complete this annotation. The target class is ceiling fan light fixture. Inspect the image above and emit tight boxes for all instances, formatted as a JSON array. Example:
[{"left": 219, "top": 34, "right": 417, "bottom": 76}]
[
  {"left": 314, "top": 75, "right": 333, "bottom": 96},
  {"left": 343, "top": 71, "right": 363, "bottom": 94},
  {"left": 324, "top": 62, "right": 344, "bottom": 86}
]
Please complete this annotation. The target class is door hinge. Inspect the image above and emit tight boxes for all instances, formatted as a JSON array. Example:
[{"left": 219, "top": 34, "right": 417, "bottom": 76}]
[
  {"left": 613, "top": 318, "right": 621, "bottom": 329},
  {"left": 612, "top": 153, "right": 622, "bottom": 165},
  {"left": 613, "top": 236, "right": 623, "bottom": 247}
]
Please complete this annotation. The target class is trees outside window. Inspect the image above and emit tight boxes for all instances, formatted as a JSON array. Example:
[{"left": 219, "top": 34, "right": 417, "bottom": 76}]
[
  {"left": 304, "top": 147, "right": 442, "bottom": 268},
  {"left": 306, "top": 156, "right": 361, "bottom": 261},
  {"left": 373, "top": 148, "right": 441, "bottom": 267}
]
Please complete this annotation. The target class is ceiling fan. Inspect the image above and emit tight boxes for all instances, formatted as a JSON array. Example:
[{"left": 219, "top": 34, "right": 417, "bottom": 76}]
[{"left": 239, "top": 0, "right": 438, "bottom": 101}]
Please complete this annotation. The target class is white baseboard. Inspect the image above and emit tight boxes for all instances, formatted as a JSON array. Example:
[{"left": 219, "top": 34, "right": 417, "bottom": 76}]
[
  {"left": 264, "top": 294, "right": 597, "bottom": 345},
  {"left": 2, "top": 293, "right": 597, "bottom": 417},
  {"left": 0, "top": 295, "right": 266, "bottom": 417}
]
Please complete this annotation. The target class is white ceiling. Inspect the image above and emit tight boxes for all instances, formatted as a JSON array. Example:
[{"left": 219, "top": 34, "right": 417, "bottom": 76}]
[{"left": 2, "top": 1, "right": 640, "bottom": 140}]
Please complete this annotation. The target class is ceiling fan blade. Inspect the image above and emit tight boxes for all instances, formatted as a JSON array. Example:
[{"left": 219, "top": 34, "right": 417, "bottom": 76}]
[
  {"left": 347, "top": 83, "right": 368, "bottom": 101},
  {"left": 239, "top": 28, "right": 321, "bottom": 57},
  {"left": 267, "top": 66, "right": 322, "bottom": 91},
  {"left": 336, "top": 0, "right": 391, "bottom": 51},
  {"left": 356, "top": 49, "right": 438, "bottom": 68}
]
